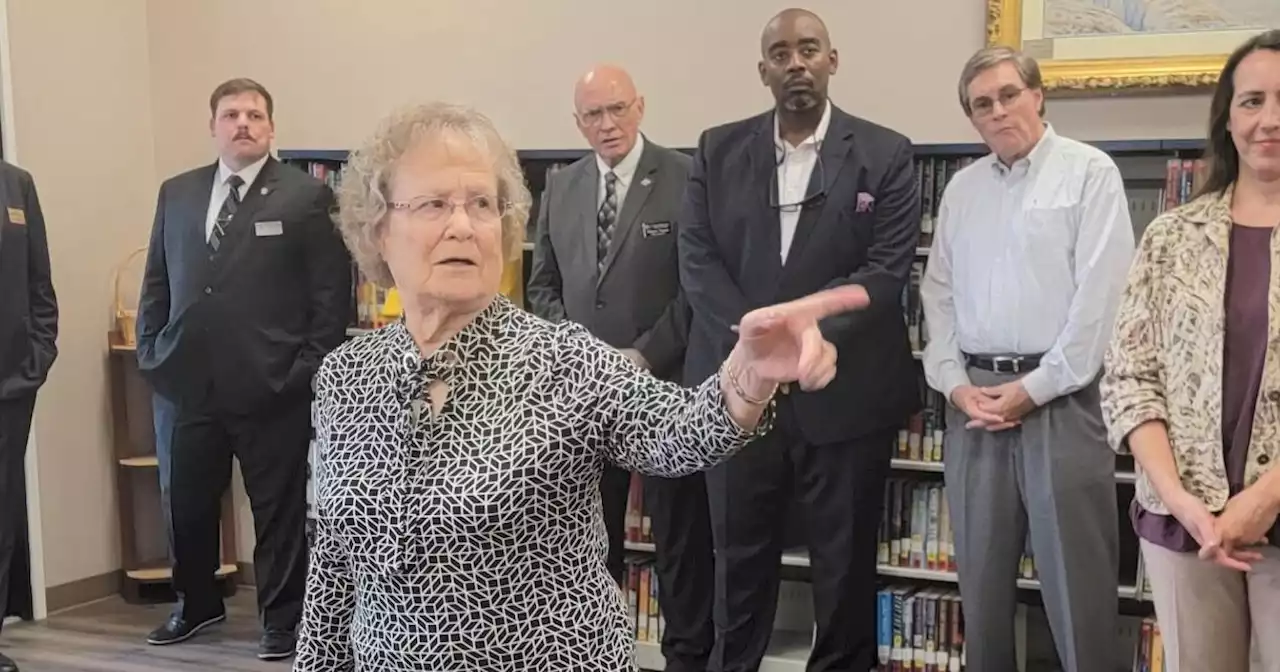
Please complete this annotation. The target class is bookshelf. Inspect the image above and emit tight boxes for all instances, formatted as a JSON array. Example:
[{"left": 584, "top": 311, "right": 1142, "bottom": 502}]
[{"left": 283, "top": 135, "right": 1205, "bottom": 672}]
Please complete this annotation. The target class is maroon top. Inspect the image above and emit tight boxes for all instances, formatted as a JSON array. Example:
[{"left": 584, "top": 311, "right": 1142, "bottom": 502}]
[{"left": 1133, "top": 224, "right": 1278, "bottom": 552}]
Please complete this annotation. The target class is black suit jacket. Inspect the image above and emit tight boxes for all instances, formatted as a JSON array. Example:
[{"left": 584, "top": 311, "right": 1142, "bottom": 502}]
[
  {"left": 0, "top": 161, "right": 58, "bottom": 401},
  {"left": 679, "top": 105, "right": 921, "bottom": 444},
  {"left": 136, "top": 156, "right": 352, "bottom": 415},
  {"left": 527, "top": 139, "right": 691, "bottom": 383}
]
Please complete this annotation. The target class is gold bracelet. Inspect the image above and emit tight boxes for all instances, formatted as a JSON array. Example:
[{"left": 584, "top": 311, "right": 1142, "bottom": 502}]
[{"left": 723, "top": 359, "right": 776, "bottom": 406}]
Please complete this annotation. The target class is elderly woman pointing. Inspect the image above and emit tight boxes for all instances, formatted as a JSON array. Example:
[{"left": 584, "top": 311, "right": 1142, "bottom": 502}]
[{"left": 293, "top": 102, "right": 865, "bottom": 672}]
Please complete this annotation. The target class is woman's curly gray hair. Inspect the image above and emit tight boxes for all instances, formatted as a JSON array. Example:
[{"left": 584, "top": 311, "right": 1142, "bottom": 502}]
[{"left": 334, "top": 102, "right": 532, "bottom": 287}]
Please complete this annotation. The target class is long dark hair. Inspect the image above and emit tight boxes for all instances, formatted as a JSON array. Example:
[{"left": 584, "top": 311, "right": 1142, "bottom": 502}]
[{"left": 1199, "top": 29, "right": 1280, "bottom": 197}]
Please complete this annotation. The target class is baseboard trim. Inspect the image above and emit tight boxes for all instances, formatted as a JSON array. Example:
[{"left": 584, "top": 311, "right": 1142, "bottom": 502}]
[
  {"left": 238, "top": 561, "right": 256, "bottom": 587},
  {"left": 45, "top": 570, "right": 120, "bottom": 614}
]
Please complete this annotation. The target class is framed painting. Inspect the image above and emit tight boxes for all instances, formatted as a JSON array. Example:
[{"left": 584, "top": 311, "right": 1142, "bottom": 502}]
[{"left": 986, "top": 0, "right": 1279, "bottom": 91}]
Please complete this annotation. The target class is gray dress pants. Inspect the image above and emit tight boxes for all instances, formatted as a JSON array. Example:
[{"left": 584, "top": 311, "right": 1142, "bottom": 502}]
[{"left": 944, "top": 368, "right": 1119, "bottom": 672}]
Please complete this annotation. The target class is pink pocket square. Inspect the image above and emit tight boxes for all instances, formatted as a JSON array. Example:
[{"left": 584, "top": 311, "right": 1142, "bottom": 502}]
[{"left": 856, "top": 192, "right": 875, "bottom": 213}]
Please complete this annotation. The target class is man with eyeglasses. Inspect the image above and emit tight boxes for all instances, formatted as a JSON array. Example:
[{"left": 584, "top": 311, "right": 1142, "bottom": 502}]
[
  {"left": 526, "top": 64, "right": 709, "bottom": 672},
  {"left": 919, "top": 47, "right": 1134, "bottom": 672},
  {"left": 678, "top": 9, "right": 920, "bottom": 671},
  {"left": 135, "top": 78, "right": 351, "bottom": 659}
]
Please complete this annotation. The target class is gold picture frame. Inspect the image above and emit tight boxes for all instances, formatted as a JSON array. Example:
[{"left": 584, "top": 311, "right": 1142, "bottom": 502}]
[{"left": 985, "top": 0, "right": 1270, "bottom": 92}]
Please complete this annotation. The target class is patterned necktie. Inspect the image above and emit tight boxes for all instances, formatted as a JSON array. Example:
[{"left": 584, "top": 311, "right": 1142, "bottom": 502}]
[
  {"left": 597, "top": 171, "right": 618, "bottom": 275},
  {"left": 208, "top": 174, "right": 245, "bottom": 253}
]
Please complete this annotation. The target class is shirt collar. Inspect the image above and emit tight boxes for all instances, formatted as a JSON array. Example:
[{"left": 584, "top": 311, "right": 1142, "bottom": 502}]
[
  {"left": 774, "top": 99, "right": 832, "bottom": 153},
  {"left": 991, "top": 122, "right": 1055, "bottom": 178},
  {"left": 217, "top": 153, "right": 270, "bottom": 190},
  {"left": 385, "top": 295, "right": 511, "bottom": 381},
  {"left": 596, "top": 133, "right": 646, "bottom": 185}
]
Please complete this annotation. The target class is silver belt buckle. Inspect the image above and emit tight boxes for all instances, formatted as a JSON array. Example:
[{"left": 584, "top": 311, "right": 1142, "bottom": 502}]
[{"left": 990, "top": 355, "right": 1020, "bottom": 374}]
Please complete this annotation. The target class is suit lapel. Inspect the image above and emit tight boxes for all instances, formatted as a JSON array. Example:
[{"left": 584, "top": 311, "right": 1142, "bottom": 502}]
[
  {"left": 748, "top": 116, "right": 783, "bottom": 286},
  {"left": 783, "top": 108, "right": 853, "bottom": 273},
  {"left": 572, "top": 160, "right": 600, "bottom": 282},
  {"left": 598, "top": 143, "right": 660, "bottom": 285},
  {"left": 187, "top": 163, "right": 218, "bottom": 251}
]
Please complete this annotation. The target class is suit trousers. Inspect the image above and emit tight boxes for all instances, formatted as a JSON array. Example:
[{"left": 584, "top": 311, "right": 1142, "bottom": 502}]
[
  {"left": 944, "top": 368, "right": 1119, "bottom": 672},
  {"left": 153, "top": 393, "right": 177, "bottom": 563},
  {"left": 165, "top": 394, "right": 311, "bottom": 633},
  {"left": 1141, "top": 540, "right": 1280, "bottom": 672},
  {"left": 602, "top": 464, "right": 717, "bottom": 672},
  {"left": 707, "top": 406, "right": 894, "bottom": 672},
  {"left": 0, "top": 395, "right": 35, "bottom": 637}
]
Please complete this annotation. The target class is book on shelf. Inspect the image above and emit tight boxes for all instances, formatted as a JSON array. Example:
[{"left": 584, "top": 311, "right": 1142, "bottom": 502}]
[
  {"left": 897, "top": 388, "right": 947, "bottom": 464},
  {"left": 877, "top": 584, "right": 966, "bottom": 671},
  {"left": 878, "top": 479, "right": 1039, "bottom": 581},
  {"left": 1132, "top": 616, "right": 1164, "bottom": 672},
  {"left": 903, "top": 260, "right": 927, "bottom": 352},
  {"left": 623, "top": 557, "right": 664, "bottom": 646},
  {"left": 625, "top": 473, "right": 652, "bottom": 545},
  {"left": 914, "top": 155, "right": 978, "bottom": 251}
]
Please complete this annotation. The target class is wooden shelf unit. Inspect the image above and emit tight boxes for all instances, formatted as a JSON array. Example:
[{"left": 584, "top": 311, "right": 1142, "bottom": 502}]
[{"left": 106, "top": 332, "right": 240, "bottom": 604}]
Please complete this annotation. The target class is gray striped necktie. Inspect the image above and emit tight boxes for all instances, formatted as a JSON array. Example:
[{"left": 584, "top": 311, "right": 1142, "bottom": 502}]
[
  {"left": 208, "top": 174, "right": 244, "bottom": 253},
  {"left": 597, "top": 171, "right": 618, "bottom": 275}
]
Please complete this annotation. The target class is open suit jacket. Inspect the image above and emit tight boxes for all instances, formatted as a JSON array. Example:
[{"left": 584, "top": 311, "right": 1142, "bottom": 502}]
[
  {"left": 679, "top": 105, "right": 921, "bottom": 444},
  {"left": 527, "top": 139, "right": 691, "bottom": 383},
  {"left": 135, "top": 156, "right": 352, "bottom": 415},
  {"left": 0, "top": 161, "right": 57, "bottom": 402}
]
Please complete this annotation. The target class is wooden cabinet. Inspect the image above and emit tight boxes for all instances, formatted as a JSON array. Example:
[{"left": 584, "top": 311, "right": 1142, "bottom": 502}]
[{"left": 106, "top": 335, "right": 239, "bottom": 603}]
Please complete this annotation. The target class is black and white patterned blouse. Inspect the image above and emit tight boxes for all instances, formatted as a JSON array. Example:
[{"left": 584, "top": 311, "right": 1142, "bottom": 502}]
[{"left": 293, "top": 296, "right": 770, "bottom": 672}]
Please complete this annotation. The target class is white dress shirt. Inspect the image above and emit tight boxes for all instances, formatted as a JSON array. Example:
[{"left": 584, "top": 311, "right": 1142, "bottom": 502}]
[
  {"left": 596, "top": 134, "right": 646, "bottom": 211},
  {"left": 774, "top": 100, "right": 831, "bottom": 264},
  {"left": 205, "top": 153, "right": 269, "bottom": 241},
  {"left": 920, "top": 124, "right": 1136, "bottom": 406}
]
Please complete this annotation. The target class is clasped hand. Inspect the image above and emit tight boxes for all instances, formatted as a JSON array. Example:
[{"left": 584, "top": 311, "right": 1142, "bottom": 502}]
[
  {"left": 1170, "top": 485, "right": 1278, "bottom": 572},
  {"left": 951, "top": 381, "right": 1036, "bottom": 432},
  {"left": 727, "top": 285, "right": 871, "bottom": 395}
]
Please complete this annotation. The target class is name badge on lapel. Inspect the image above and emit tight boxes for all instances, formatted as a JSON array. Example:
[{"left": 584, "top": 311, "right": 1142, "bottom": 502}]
[
  {"left": 255, "top": 220, "right": 284, "bottom": 237},
  {"left": 6, "top": 207, "right": 26, "bottom": 225},
  {"left": 641, "top": 221, "right": 672, "bottom": 238}
]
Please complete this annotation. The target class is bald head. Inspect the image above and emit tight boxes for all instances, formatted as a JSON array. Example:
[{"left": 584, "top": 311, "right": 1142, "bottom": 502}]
[
  {"left": 573, "top": 63, "right": 646, "bottom": 166},
  {"left": 574, "top": 64, "right": 638, "bottom": 108},
  {"left": 761, "top": 8, "right": 830, "bottom": 56},
  {"left": 758, "top": 8, "right": 837, "bottom": 114}
]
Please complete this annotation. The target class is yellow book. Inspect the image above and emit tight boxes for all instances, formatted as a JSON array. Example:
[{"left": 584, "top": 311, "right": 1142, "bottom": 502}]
[
  {"left": 380, "top": 287, "right": 402, "bottom": 319},
  {"left": 500, "top": 255, "right": 524, "bottom": 307},
  {"left": 1151, "top": 623, "right": 1164, "bottom": 672}
]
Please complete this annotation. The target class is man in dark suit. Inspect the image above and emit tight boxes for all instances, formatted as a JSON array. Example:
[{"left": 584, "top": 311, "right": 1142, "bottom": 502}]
[
  {"left": 526, "top": 64, "right": 708, "bottom": 672},
  {"left": 135, "top": 78, "right": 351, "bottom": 660},
  {"left": 679, "top": 10, "right": 921, "bottom": 671},
  {"left": 0, "top": 161, "right": 57, "bottom": 672}
]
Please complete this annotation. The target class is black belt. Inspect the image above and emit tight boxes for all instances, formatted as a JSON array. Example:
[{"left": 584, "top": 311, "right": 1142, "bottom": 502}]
[{"left": 964, "top": 353, "right": 1042, "bottom": 374}]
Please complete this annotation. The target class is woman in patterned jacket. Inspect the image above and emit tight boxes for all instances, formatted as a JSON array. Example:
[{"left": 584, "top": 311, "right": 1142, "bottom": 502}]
[
  {"left": 291, "top": 101, "right": 867, "bottom": 672},
  {"left": 1100, "top": 29, "right": 1280, "bottom": 671}
]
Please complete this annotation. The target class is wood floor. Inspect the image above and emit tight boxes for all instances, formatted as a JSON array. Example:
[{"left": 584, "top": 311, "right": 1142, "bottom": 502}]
[{"left": 1, "top": 592, "right": 286, "bottom": 671}]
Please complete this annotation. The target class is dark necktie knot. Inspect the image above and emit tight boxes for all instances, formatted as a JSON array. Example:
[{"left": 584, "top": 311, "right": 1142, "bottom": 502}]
[{"left": 226, "top": 174, "right": 245, "bottom": 200}]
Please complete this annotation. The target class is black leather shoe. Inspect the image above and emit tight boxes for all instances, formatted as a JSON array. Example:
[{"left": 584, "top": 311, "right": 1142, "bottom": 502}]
[
  {"left": 145, "top": 611, "right": 226, "bottom": 645},
  {"left": 258, "top": 630, "right": 296, "bottom": 661},
  {"left": 0, "top": 652, "right": 18, "bottom": 672}
]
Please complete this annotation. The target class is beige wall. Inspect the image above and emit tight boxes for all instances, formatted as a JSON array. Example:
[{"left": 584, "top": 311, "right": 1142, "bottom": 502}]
[
  {"left": 145, "top": 0, "right": 1212, "bottom": 177},
  {"left": 7, "top": 0, "right": 1222, "bottom": 591},
  {"left": 5, "top": 0, "right": 157, "bottom": 588}
]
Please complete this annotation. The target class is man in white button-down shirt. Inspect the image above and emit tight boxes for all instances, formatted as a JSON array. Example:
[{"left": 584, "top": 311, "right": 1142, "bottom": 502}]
[{"left": 920, "top": 47, "right": 1136, "bottom": 672}]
